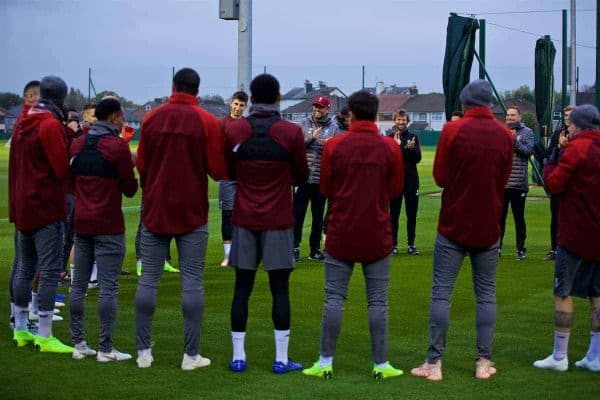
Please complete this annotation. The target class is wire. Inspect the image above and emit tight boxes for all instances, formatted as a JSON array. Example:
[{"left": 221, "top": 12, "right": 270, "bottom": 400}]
[
  {"left": 456, "top": 9, "right": 594, "bottom": 16},
  {"left": 485, "top": 21, "right": 597, "bottom": 50}
]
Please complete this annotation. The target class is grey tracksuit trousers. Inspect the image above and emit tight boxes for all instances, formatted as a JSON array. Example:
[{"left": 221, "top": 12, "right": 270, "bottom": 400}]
[
  {"left": 427, "top": 233, "right": 499, "bottom": 363},
  {"left": 320, "top": 254, "right": 390, "bottom": 364},
  {"left": 70, "top": 234, "right": 125, "bottom": 353},
  {"left": 135, "top": 224, "right": 208, "bottom": 356}
]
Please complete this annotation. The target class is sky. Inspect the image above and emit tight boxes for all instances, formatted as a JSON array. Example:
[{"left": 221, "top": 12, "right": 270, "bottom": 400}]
[{"left": 0, "top": 0, "right": 596, "bottom": 104}]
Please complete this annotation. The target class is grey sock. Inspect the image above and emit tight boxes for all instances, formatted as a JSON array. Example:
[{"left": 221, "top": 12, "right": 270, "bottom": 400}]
[
  {"left": 553, "top": 330, "right": 570, "bottom": 361},
  {"left": 37, "top": 311, "right": 54, "bottom": 338}
]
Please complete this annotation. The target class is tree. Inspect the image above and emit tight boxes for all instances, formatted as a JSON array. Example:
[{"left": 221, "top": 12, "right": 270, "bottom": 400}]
[
  {"left": 522, "top": 111, "right": 539, "bottom": 133},
  {"left": 503, "top": 85, "right": 535, "bottom": 103},
  {"left": 200, "top": 94, "right": 225, "bottom": 105},
  {"left": 93, "top": 91, "right": 139, "bottom": 108},
  {"left": 65, "top": 88, "right": 87, "bottom": 110},
  {"left": 0, "top": 92, "right": 23, "bottom": 109}
]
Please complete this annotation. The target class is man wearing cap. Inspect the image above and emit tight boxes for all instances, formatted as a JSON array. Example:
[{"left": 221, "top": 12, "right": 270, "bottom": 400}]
[
  {"left": 293, "top": 95, "right": 340, "bottom": 262},
  {"left": 533, "top": 104, "right": 600, "bottom": 373},
  {"left": 134, "top": 68, "right": 226, "bottom": 370},
  {"left": 69, "top": 98, "right": 138, "bottom": 362},
  {"left": 9, "top": 76, "right": 74, "bottom": 353},
  {"left": 500, "top": 106, "right": 534, "bottom": 260},
  {"left": 411, "top": 80, "right": 513, "bottom": 381}
]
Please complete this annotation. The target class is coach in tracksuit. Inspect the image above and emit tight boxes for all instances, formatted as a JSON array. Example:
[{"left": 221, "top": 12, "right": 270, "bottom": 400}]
[
  {"left": 388, "top": 109, "right": 422, "bottom": 256},
  {"left": 134, "top": 68, "right": 226, "bottom": 371},
  {"left": 69, "top": 98, "right": 138, "bottom": 362},
  {"left": 9, "top": 76, "right": 73, "bottom": 353},
  {"left": 293, "top": 96, "right": 340, "bottom": 261}
]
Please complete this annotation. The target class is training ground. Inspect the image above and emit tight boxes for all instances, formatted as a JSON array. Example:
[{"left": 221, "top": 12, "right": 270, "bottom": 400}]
[{"left": 0, "top": 144, "right": 598, "bottom": 399}]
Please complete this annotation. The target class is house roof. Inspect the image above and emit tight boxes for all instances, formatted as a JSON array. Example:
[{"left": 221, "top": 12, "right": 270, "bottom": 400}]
[
  {"left": 200, "top": 102, "right": 229, "bottom": 118},
  {"left": 282, "top": 85, "right": 346, "bottom": 101},
  {"left": 378, "top": 94, "right": 410, "bottom": 114},
  {"left": 404, "top": 93, "right": 445, "bottom": 112},
  {"left": 281, "top": 96, "right": 346, "bottom": 115},
  {"left": 365, "top": 85, "right": 414, "bottom": 96}
]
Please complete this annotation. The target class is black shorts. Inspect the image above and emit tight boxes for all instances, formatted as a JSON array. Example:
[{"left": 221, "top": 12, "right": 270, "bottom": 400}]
[{"left": 554, "top": 247, "right": 600, "bottom": 298}]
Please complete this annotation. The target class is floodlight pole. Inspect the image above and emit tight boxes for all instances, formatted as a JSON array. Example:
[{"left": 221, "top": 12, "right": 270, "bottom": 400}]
[
  {"left": 237, "top": 0, "right": 252, "bottom": 93},
  {"left": 562, "top": 9, "right": 568, "bottom": 110},
  {"left": 473, "top": 50, "right": 506, "bottom": 113},
  {"left": 569, "top": 0, "right": 576, "bottom": 106},
  {"left": 596, "top": 0, "right": 600, "bottom": 108},
  {"left": 478, "top": 19, "right": 486, "bottom": 79}
]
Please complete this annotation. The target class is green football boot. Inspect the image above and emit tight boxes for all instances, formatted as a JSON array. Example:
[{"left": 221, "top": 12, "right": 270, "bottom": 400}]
[{"left": 302, "top": 361, "right": 333, "bottom": 379}]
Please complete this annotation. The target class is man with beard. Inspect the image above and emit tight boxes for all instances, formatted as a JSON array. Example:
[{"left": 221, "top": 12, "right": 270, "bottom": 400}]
[{"left": 293, "top": 96, "right": 340, "bottom": 262}]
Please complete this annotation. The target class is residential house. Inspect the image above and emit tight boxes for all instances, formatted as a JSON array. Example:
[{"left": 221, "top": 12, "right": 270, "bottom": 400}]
[
  {"left": 365, "top": 82, "right": 417, "bottom": 96},
  {"left": 280, "top": 80, "right": 346, "bottom": 111},
  {"left": 403, "top": 93, "right": 445, "bottom": 131}
]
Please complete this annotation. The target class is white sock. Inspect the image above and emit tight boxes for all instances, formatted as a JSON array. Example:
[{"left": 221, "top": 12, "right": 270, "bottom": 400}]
[
  {"left": 71, "top": 264, "right": 75, "bottom": 283},
  {"left": 319, "top": 355, "right": 333, "bottom": 367},
  {"left": 30, "top": 292, "right": 39, "bottom": 315},
  {"left": 274, "top": 329, "right": 290, "bottom": 364},
  {"left": 375, "top": 361, "right": 388, "bottom": 369},
  {"left": 10, "top": 302, "right": 14, "bottom": 318},
  {"left": 138, "top": 348, "right": 152, "bottom": 358},
  {"left": 37, "top": 310, "right": 53, "bottom": 338},
  {"left": 14, "top": 305, "right": 29, "bottom": 331},
  {"left": 232, "top": 331, "right": 246, "bottom": 361},
  {"left": 90, "top": 262, "right": 98, "bottom": 282},
  {"left": 224, "top": 243, "right": 231, "bottom": 257}
]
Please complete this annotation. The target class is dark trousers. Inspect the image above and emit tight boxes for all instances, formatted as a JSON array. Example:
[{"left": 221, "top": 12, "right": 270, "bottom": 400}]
[
  {"left": 62, "top": 193, "right": 75, "bottom": 273},
  {"left": 231, "top": 268, "right": 291, "bottom": 332},
  {"left": 500, "top": 188, "right": 527, "bottom": 251},
  {"left": 135, "top": 205, "right": 171, "bottom": 261},
  {"left": 390, "top": 187, "right": 419, "bottom": 247},
  {"left": 293, "top": 183, "right": 326, "bottom": 252},
  {"left": 550, "top": 195, "right": 559, "bottom": 251}
]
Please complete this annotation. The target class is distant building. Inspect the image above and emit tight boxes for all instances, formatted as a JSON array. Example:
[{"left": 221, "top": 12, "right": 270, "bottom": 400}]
[
  {"left": 403, "top": 93, "right": 445, "bottom": 131},
  {"left": 281, "top": 95, "right": 346, "bottom": 123},
  {"left": 365, "top": 82, "right": 417, "bottom": 96},
  {"left": 280, "top": 80, "right": 346, "bottom": 111},
  {"left": 377, "top": 94, "right": 410, "bottom": 133}
]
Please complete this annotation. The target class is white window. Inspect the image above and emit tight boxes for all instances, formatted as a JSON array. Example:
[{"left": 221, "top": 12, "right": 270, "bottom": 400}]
[
  {"left": 432, "top": 112, "right": 443, "bottom": 121},
  {"left": 418, "top": 112, "right": 427, "bottom": 121}
]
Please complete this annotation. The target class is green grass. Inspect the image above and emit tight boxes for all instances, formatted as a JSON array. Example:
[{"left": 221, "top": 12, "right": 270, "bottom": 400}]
[{"left": 0, "top": 143, "right": 598, "bottom": 400}]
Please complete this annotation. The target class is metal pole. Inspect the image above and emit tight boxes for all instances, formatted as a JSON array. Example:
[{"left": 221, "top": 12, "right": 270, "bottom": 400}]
[
  {"left": 172, "top": 66, "right": 175, "bottom": 79},
  {"left": 562, "top": 9, "right": 568, "bottom": 111},
  {"left": 569, "top": 0, "right": 576, "bottom": 106},
  {"left": 88, "top": 68, "right": 91, "bottom": 101},
  {"left": 473, "top": 50, "right": 506, "bottom": 113},
  {"left": 479, "top": 19, "right": 486, "bottom": 79},
  {"left": 597, "top": 0, "right": 600, "bottom": 108},
  {"left": 263, "top": 65, "right": 266, "bottom": 74},
  {"left": 362, "top": 65, "right": 365, "bottom": 89},
  {"left": 237, "top": 0, "right": 252, "bottom": 93}
]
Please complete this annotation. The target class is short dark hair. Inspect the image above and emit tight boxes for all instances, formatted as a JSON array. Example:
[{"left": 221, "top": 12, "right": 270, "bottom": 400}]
[
  {"left": 393, "top": 108, "right": 410, "bottom": 123},
  {"left": 451, "top": 110, "right": 464, "bottom": 118},
  {"left": 507, "top": 106, "right": 521, "bottom": 115},
  {"left": 250, "top": 74, "right": 280, "bottom": 104},
  {"left": 94, "top": 98, "right": 122, "bottom": 121},
  {"left": 231, "top": 91, "right": 249, "bottom": 103},
  {"left": 347, "top": 90, "right": 379, "bottom": 121},
  {"left": 23, "top": 80, "right": 40, "bottom": 96},
  {"left": 173, "top": 68, "right": 200, "bottom": 95},
  {"left": 83, "top": 101, "right": 97, "bottom": 111}
]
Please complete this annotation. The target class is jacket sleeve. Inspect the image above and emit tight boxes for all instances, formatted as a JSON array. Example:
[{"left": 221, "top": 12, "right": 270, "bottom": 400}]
[
  {"left": 291, "top": 125, "right": 309, "bottom": 185},
  {"left": 135, "top": 121, "right": 148, "bottom": 189},
  {"left": 301, "top": 119, "right": 316, "bottom": 145},
  {"left": 201, "top": 111, "right": 227, "bottom": 181},
  {"left": 319, "top": 140, "right": 333, "bottom": 198},
  {"left": 116, "top": 140, "right": 138, "bottom": 198},
  {"left": 39, "top": 119, "right": 70, "bottom": 180},
  {"left": 543, "top": 141, "right": 581, "bottom": 195},
  {"left": 222, "top": 119, "right": 237, "bottom": 181},
  {"left": 433, "top": 125, "right": 454, "bottom": 188},
  {"left": 402, "top": 134, "right": 422, "bottom": 164},
  {"left": 386, "top": 138, "right": 404, "bottom": 198},
  {"left": 514, "top": 127, "right": 534, "bottom": 158}
]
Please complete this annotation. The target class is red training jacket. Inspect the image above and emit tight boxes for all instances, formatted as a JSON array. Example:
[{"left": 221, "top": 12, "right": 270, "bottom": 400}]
[
  {"left": 8, "top": 108, "right": 69, "bottom": 231},
  {"left": 70, "top": 133, "right": 138, "bottom": 236},
  {"left": 433, "top": 106, "right": 513, "bottom": 248},
  {"left": 320, "top": 120, "right": 404, "bottom": 263},
  {"left": 224, "top": 114, "right": 308, "bottom": 231},
  {"left": 544, "top": 129, "right": 600, "bottom": 261},
  {"left": 136, "top": 92, "right": 226, "bottom": 235}
]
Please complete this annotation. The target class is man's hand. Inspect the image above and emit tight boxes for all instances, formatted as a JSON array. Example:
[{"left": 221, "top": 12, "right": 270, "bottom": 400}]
[
  {"left": 311, "top": 127, "right": 322, "bottom": 139},
  {"left": 407, "top": 137, "right": 416, "bottom": 149},
  {"left": 558, "top": 131, "right": 568, "bottom": 149}
]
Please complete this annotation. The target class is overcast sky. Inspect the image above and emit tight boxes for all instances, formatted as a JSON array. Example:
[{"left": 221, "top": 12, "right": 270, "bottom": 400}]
[{"left": 0, "top": 0, "right": 596, "bottom": 104}]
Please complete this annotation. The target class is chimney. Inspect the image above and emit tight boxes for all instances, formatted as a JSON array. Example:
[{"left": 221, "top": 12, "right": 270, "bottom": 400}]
[
  {"left": 304, "top": 80, "right": 313, "bottom": 94},
  {"left": 318, "top": 81, "right": 327, "bottom": 91},
  {"left": 376, "top": 81, "right": 385, "bottom": 95}
]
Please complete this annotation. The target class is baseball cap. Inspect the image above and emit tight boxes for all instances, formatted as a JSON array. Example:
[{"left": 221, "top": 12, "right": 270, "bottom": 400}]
[{"left": 312, "top": 96, "right": 330, "bottom": 108}]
